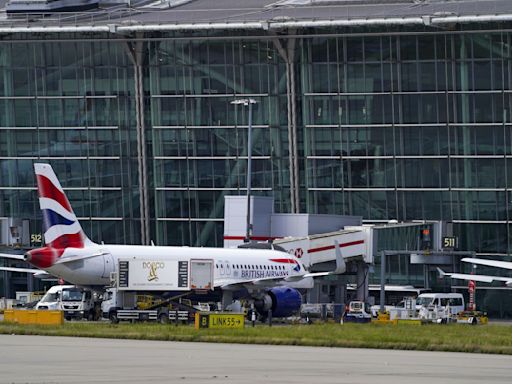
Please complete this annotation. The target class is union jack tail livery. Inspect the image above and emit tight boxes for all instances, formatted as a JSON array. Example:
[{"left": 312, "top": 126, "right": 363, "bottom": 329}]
[
  {"left": 34, "top": 163, "right": 92, "bottom": 249},
  {"left": 24, "top": 164, "right": 95, "bottom": 268},
  {"left": 19, "top": 163, "right": 109, "bottom": 279}
]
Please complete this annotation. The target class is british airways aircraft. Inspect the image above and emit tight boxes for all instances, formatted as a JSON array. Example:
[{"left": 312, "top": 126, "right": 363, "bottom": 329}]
[{"left": 1, "top": 163, "right": 346, "bottom": 317}]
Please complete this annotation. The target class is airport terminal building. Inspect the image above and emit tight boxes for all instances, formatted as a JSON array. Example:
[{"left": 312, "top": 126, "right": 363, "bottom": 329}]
[{"left": 1, "top": 0, "right": 512, "bottom": 311}]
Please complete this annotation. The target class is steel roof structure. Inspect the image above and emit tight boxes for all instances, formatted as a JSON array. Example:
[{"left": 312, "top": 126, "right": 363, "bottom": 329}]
[{"left": 0, "top": 0, "right": 512, "bottom": 34}]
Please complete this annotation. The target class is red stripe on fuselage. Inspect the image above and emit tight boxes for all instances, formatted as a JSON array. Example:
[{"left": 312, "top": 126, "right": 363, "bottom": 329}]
[
  {"left": 36, "top": 174, "right": 72, "bottom": 212},
  {"left": 269, "top": 258, "right": 297, "bottom": 264}
]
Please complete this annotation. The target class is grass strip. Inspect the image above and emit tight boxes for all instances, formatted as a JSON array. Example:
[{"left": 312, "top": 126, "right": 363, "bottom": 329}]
[{"left": 1, "top": 322, "right": 511, "bottom": 355}]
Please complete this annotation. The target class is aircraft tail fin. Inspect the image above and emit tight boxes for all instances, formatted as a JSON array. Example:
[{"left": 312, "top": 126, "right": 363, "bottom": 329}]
[{"left": 34, "top": 163, "right": 94, "bottom": 249}]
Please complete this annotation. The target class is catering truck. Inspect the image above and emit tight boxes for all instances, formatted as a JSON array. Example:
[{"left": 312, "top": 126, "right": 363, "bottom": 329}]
[{"left": 102, "top": 257, "right": 214, "bottom": 323}]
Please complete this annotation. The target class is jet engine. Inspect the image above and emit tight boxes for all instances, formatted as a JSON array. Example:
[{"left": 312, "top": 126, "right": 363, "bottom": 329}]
[{"left": 254, "top": 286, "right": 302, "bottom": 318}]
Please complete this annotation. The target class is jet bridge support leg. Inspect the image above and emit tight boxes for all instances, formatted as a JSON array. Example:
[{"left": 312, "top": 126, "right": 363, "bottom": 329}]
[
  {"left": 334, "top": 278, "right": 346, "bottom": 305},
  {"left": 221, "top": 291, "right": 233, "bottom": 311},
  {"left": 306, "top": 284, "right": 316, "bottom": 303},
  {"left": 356, "top": 262, "right": 369, "bottom": 302}
]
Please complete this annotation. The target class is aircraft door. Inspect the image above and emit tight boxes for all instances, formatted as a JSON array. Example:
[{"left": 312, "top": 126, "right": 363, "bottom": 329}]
[
  {"left": 102, "top": 253, "right": 115, "bottom": 279},
  {"left": 226, "top": 262, "right": 231, "bottom": 276}
]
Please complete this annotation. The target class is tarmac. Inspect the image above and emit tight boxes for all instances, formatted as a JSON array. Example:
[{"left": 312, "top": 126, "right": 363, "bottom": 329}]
[{"left": 0, "top": 334, "right": 511, "bottom": 383}]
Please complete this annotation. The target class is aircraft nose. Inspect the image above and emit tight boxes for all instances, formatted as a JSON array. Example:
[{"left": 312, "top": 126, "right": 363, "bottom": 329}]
[{"left": 24, "top": 251, "right": 31, "bottom": 262}]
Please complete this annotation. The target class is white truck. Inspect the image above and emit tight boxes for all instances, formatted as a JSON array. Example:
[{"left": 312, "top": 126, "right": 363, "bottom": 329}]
[
  {"left": 35, "top": 285, "right": 100, "bottom": 321},
  {"left": 102, "top": 257, "right": 214, "bottom": 323}
]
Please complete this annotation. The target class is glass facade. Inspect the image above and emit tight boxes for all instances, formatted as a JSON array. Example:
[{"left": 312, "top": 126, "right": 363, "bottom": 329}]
[
  {"left": 0, "top": 37, "right": 139, "bottom": 245},
  {"left": 0, "top": 28, "right": 511, "bottom": 257},
  {"left": 302, "top": 32, "right": 512, "bottom": 255},
  {"left": 148, "top": 39, "right": 290, "bottom": 246}
]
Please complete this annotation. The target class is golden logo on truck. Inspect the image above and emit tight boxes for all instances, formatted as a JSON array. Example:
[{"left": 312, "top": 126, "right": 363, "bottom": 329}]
[{"left": 142, "top": 261, "right": 165, "bottom": 282}]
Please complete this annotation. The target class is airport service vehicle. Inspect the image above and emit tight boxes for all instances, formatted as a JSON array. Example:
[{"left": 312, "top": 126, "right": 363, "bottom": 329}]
[
  {"left": 416, "top": 293, "right": 465, "bottom": 316},
  {"left": 101, "top": 288, "right": 190, "bottom": 324},
  {"left": 101, "top": 257, "right": 214, "bottom": 323},
  {"left": 0, "top": 163, "right": 346, "bottom": 319},
  {"left": 35, "top": 285, "right": 68, "bottom": 311},
  {"left": 371, "top": 300, "right": 408, "bottom": 318},
  {"left": 456, "top": 310, "right": 488, "bottom": 325},
  {"left": 342, "top": 301, "right": 372, "bottom": 323},
  {"left": 35, "top": 285, "right": 99, "bottom": 320}
]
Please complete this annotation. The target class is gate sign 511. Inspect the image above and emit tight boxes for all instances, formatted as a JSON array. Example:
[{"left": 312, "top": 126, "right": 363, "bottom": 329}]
[{"left": 442, "top": 236, "right": 458, "bottom": 250}]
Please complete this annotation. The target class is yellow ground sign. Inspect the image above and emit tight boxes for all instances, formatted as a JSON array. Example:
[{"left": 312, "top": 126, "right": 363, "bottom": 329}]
[
  {"left": 195, "top": 312, "right": 245, "bottom": 329},
  {"left": 3, "top": 310, "right": 64, "bottom": 325}
]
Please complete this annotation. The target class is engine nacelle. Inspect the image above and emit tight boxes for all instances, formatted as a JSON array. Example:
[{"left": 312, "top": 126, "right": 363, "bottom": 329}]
[{"left": 254, "top": 287, "right": 302, "bottom": 318}]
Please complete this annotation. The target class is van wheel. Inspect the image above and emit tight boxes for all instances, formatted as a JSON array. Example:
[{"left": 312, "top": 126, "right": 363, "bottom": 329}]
[
  {"left": 109, "top": 312, "right": 119, "bottom": 324},
  {"left": 87, "top": 311, "right": 94, "bottom": 321}
]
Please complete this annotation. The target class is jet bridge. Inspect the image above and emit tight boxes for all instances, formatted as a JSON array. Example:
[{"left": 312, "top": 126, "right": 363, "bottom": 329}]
[
  {"left": 271, "top": 227, "right": 374, "bottom": 304},
  {"left": 224, "top": 196, "right": 447, "bottom": 305},
  {"left": 273, "top": 227, "right": 373, "bottom": 268}
]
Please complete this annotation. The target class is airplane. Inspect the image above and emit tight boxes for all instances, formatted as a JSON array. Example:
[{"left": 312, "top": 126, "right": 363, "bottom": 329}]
[
  {"left": 0, "top": 163, "right": 346, "bottom": 317},
  {"left": 437, "top": 257, "right": 512, "bottom": 287}
]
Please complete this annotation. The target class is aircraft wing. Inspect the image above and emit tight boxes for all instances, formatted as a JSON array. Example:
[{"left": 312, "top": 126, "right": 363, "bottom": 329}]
[
  {"left": 462, "top": 257, "right": 512, "bottom": 270},
  {"left": 0, "top": 266, "right": 51, "bottom": 278},
  {"left": 437, "top": 268, "right": 512, "bottom": 286},
  {"left": 0, "top": 252, "right": 25, "bottom": 261}
]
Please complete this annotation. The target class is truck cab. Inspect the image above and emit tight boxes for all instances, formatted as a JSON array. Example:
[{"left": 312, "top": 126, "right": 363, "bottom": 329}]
[
  {"left": 60, "top": 286, "right": 98, "bottom": 321},
  {"left": 101, "top": 288, "right": 137, "bottom": 322}
]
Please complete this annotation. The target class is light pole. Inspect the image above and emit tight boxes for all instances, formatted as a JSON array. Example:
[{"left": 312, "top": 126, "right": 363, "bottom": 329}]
[{"left": 231, "top": 98, "right": 257, "bottom": 243}]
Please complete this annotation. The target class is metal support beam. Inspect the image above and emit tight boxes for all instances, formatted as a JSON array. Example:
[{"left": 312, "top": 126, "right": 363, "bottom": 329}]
[
  {"left": 273, "top": 34, "right": 299, "bottom": 213},
  {"left": 379, "top": 251, "right": 386, "bottom": 313},
  {"left": 125, "top": 37, "right": 150, "bottom": 245},
  {"left": 356, "top": 262, "right": 368, "bottom": 302}
]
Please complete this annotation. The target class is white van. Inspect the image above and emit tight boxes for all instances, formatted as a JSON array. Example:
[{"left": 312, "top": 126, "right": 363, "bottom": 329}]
[
  {"left": 35, "top": 285, "right": 74, "bottom": 311},
  {"left": 416, "top": 293, "right": 465, "bottom": 316}
]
